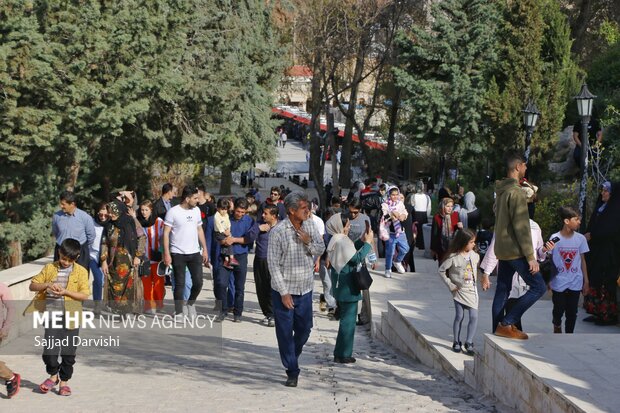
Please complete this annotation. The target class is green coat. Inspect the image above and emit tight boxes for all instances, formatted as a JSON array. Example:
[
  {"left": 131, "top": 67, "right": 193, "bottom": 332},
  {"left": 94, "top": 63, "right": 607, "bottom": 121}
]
[{"left": 330, "top": 241, "right": 371, "bottom": 303}]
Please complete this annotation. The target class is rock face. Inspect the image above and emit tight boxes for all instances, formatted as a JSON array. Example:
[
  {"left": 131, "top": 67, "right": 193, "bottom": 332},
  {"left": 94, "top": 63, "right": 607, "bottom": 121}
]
[{"left": 549, "top": 126, "right": 578, "bottom": 177}]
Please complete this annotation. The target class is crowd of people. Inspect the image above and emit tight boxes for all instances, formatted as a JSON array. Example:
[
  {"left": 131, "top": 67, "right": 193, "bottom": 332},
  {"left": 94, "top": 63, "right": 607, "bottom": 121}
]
[{"left": 2, "top": 148, "right": 619, "bottom": 397}]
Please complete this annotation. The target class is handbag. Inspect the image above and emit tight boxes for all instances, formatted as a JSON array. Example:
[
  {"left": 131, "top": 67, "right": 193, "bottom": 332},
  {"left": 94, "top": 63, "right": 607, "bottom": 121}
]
[
  {"left": 539, "top": 255, "right": 558, "bottom": 284},
  {"left": 138, "top": 259, "right": 151, "bottom": 277},
  {"left": 354, "top": 264, "right": 373, "bottom": 291},
  {"left": 379, "top": 216, "right": 390, "bottom": 241}
]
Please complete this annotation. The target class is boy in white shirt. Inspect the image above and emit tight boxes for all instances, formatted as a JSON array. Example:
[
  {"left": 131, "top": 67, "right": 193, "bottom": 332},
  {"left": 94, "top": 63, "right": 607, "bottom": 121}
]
[{"left": 549, "top": 207, "right": 589, "bottom": 333}]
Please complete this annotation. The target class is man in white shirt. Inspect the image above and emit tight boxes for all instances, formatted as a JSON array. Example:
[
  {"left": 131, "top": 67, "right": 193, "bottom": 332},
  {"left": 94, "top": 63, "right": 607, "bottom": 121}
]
[{"left": 163, "top": 185, "right": 210, "bottom": 317}]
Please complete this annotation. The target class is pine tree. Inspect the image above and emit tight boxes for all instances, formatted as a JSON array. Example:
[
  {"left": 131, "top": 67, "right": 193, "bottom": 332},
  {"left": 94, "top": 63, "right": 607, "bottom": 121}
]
[{"left": 394, "top": 0, "right": 500, "bottom": 185}]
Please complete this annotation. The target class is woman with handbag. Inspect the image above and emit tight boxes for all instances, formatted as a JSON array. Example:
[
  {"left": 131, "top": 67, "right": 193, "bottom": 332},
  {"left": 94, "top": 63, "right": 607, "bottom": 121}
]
[
  {"left": 101, "top": 200, "right": 145, "bottom": 315},
  {"left": 138, "top": 200, "right": 166, "bottom": 314},
  {"left": 325, "top": 213, "right": 374, "bottom": 364}
]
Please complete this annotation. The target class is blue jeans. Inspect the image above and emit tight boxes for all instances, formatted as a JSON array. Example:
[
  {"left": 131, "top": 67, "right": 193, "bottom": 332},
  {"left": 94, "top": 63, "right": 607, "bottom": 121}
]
[
  {"left": 170, "top": 267, "right": 193, "bottom": 302},
  {"left": 215, "top": 254, "right": 248, "bottom": 316},
  {"left": 272, "top": 289, "right": 313, "bottom": 379},
  {"left": 385, "top": 233, "right": 409, "bottom": 270},
  {"left": 492, "top": 258, "right": 546, "bottom": 330},
  {"left": 89, "top": 259, "right": 104, "bottom": 301}
]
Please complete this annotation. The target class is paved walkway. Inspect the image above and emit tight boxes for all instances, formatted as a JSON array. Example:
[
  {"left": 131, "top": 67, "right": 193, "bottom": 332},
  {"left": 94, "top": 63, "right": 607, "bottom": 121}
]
[{"left": 3, "top": 268, "right": 501, "bottom": 412}]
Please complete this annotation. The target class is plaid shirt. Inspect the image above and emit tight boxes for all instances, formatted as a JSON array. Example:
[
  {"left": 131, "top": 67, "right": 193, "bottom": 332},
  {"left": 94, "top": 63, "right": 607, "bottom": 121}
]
[{"left": 268, "top": 217, "right": 325, "bottom": 296}]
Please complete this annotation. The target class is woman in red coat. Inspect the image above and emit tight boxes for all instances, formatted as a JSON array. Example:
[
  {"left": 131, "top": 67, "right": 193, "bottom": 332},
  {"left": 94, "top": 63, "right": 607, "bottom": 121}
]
[{"left": 431, "top": 197, "right": 462, "bottom": 265}]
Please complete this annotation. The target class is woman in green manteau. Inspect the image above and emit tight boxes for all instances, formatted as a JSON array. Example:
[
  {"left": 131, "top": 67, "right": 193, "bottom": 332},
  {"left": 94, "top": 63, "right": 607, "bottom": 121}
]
[{"left": 325, "top": 213, "right": 374, "bottom": 364}]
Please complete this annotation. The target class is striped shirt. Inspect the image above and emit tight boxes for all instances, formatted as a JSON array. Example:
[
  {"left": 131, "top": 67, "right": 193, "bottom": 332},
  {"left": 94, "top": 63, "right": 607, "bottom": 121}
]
[
  {"left": 268, "top": 218, "right": 325, "bottom": 296},
  {"left": 46, "top": 265, "right": 71, "bottom": 311}
]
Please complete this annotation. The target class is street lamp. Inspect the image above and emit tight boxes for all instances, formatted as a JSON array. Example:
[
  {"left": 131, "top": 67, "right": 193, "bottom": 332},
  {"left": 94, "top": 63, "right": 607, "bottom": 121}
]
[
  {"left": 522, "top": 99, "right": 540, "bottom": 164},
  {"left": 574, "top": 83, "right": 596, "bottom": 230}
]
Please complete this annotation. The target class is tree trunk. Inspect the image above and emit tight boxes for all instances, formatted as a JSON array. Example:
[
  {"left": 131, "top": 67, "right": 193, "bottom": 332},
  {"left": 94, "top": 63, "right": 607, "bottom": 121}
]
[
  {"left": 339, "top": 50, "right": 365, "bottom": 190},
  {"left": 8, "top": 240, "right": 22, "bottom": 268},
  {"left": 327, "top": 106, "right": 340, "bottom": 199},
  {"left": 309, "top": 55, "right": 326, "bottom": 211},
  {"left": 219, "top": 166, "right": 233, "bottom": 195},
  {"left": 385, "top": 87, "right": 402, "bottom": 178},
  {"left": 570, "top": 0, "right": 594, "bottom": 55}
]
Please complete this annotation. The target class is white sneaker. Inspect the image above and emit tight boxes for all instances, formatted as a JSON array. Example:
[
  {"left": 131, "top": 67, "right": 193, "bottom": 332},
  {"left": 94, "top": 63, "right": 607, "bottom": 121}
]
[
  {"left": 384, "top": 270, "right": 392, "bottom": 278},
  {"left": 187, "top": 304, "right": 197, "bottom": 319},
  {"left": 394, "top": 262, "right": 405, "bottom": 274}
]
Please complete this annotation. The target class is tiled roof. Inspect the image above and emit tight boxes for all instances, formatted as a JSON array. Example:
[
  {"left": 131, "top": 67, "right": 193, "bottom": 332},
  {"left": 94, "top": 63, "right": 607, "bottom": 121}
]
[{"left": 285, "top": 65, "right": 312, "bottom": 77}]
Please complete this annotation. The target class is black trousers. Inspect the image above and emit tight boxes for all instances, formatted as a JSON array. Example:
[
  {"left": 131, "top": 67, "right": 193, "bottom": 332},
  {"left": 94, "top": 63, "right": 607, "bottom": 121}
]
[
  {"left": 253, "top": 256, "right": 273, "bottom": 318},
  {"left": 171, "top": 252, "right": 203, "bottom": 314},
  {"left": 54, "top": 243, "right": 90, "bottom": 274},
  {"left": 42, "top": 326, "right": 79, "bottom": 381},
  {"left": 552, "top": 289, "right": 581, "bottom": 333}
]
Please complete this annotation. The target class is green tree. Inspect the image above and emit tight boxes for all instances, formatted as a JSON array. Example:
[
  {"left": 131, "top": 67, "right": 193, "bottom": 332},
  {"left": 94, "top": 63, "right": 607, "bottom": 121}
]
[
  {"left": 394, "top": 0, "right": 500, "bottom": 186},
  {"left": 483, "top": 0, "right": 580, "bottom": 181}
]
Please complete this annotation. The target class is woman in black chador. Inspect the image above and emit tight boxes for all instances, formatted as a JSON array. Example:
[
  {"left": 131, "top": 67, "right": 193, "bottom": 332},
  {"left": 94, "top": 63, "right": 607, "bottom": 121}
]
[{"left": 583, "top": 181, "right": 620, "bottom": 325}]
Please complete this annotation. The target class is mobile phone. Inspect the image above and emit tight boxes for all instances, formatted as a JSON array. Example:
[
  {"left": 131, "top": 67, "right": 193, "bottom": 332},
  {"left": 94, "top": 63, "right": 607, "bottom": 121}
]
[
  {"left": 365, "top": 220, "right": 370, "bottom": 234},
  {"left": 550, "top": 236, "right": 560, "bottom": 243}
]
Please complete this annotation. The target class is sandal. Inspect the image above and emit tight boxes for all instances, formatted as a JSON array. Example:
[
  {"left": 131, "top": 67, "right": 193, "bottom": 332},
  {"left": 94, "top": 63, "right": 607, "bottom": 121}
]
[
  {"left": 39, "top": 377, "right": 59, "bottom": 393},
  {"left": 59, "top": 385, "right": 72, "bottom": 396}
]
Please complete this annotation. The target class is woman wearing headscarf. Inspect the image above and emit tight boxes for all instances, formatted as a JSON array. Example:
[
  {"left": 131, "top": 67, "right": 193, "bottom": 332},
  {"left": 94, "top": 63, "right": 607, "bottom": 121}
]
[
  {"left": 431, "top": 197, "right": 462, "bottom": 265},
  {"left": 459, "top": 191, "right": 481, "bottom": 230},
  {"left": 326, "top": 213, "right": 374, "bottom": 363},
  {"left": 89, "top": 202, "right": 109, "bottom": 315},
  {"left": 137, "top": 199, "right": 166, "bottom": 314},
  {"left": 583, "top": 181, "right": 620, "bottom": 325},
  {"left": 411, "top": 180, "right": 432, "bottom": 250},
  {"left": 101, "top": 200, "right": 146, "bottom": 314}
]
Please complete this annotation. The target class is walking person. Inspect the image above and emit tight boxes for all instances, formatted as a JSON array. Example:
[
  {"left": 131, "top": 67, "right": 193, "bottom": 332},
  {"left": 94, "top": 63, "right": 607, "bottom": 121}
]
[
  {"left": 137, "top": 200, "right": 166, "bottom": 314},
  {"left": 214, "top": 198, "right": 257, "bottom": 322},
  {"left": 100, "top": 200, "right": 145, "bottom": 314},
  {"left": 381, "top": 187, "right": 409, "bottom": 278},
  {"left": 267, "top": 192, "right": 325, "bottom": 387},
  {"left": 459, "top": 191, "right": 481, "bottom": 230},
  {"left": 325, "top": 213, "right": 374, "bottom": 363},
  {"left": 437, "top": 229, "right": 480, "bottom": 355},
  {"left": 254, "top": 205, "right": 279, "bottom": 326},
  {"left": 153, "top": 183, "right": 178, "bottom": 220},
  {"left": 28, "top": 239, "right": 90, "bottom": 397},
  {"left": 89, "top": 202, "right": 108, "bottom": 315},
  {"left": 550, "top": 207, "right": 589, "bottom": 333},
  {"left": 52, "top": 190, "right": 95, "bottom": 272},
  {"left": 411, "top": 180, "right": 431, "bottom": 250},
  {"left": 163, "top": 185, "right": 210, "bottom": 318},
  {"left": 492, "top": 152, "right": 547, "bottom": 339}
]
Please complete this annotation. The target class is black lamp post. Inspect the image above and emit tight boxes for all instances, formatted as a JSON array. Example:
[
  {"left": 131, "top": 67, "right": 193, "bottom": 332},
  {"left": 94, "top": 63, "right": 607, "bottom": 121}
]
[
  {"left": 522, "top": 99, "right": 540, "bottom": 164},
  {"left": 574, "top": 83, "right": 596, "bottom": 230}
]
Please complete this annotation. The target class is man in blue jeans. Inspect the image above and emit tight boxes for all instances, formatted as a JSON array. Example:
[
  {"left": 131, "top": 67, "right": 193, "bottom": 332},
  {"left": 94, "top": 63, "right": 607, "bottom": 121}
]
[
  {"left": 213, "top": 198, "right": 257, "bottom": 322},
  {"left": 267, "top": 192, "right": 325, "bottom": 387},
  {"left": 492, "top": 152, "right": 546, "bottom": 339}
]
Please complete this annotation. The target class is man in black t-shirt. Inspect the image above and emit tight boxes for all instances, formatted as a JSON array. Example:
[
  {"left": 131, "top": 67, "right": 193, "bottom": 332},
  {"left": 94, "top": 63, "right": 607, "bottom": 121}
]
[{"left": 573, "top": 118, "right": 603, "bottom": 169}]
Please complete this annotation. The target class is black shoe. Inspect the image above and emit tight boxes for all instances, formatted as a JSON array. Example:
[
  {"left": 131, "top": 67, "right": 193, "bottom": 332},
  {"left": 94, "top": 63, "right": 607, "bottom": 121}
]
[
  {"left": 583, "top": 315, "right": 597, "bottom": 322},
  {"left": 356, "top": 315, "right": 369, "bottom": 326},
  {"left": 463, "top": 342, "right": 475, "bottom": 356},
  {"left": 215, "top": 312, "right": 227, "bottom": 323},
  {"left": 452, "top": 341, "right": 462, "bottom": 353},
  {"left": 285, "top": 376, "right": 298, "bottom": 387},
  {"left": 233, "top": 315, "right": 241, "bottom": 323},
  {"left": 333, "top": 356, "right": 356, "bottom": 364}
]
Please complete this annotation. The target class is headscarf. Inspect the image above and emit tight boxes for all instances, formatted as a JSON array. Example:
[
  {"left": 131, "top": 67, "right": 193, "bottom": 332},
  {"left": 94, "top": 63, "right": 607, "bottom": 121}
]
[
  {"left": 599, "top": 181, "right": 612, "bottom": 212},
  {"left": 459, "top": 192, "right": 477, "bottom": 228},
  {"left": 137, "top": 207, "right": 157, "bottom": 228},
  {"left": 107, "top": 200, "right": 138, "bottom": 258},
  {"left": 439, "top": 198, "right": 454, "bottom": 240},
  {"left": 325, "top": 213, "right": 357, "bottom": 274},
  {"left": 415, "top": 180, "right": 424, "bottom": 194}
]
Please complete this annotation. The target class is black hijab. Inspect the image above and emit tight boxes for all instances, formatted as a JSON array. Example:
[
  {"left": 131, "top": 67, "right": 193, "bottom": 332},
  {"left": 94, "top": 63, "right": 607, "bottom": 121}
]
[
  {"left": 137, "top": 208, "right": 157, "bottom": 229},
  {"left": 587, "top": 181, "right": 620, "bottom": 238},
  {"left": 108, "top": 200, "right": 138, "bottom": 258}
]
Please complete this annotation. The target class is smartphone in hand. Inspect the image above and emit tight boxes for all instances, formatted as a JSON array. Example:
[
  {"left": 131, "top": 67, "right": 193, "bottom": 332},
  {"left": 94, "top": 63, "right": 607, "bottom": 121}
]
[
  {"left": 365, "top": 220, "right": 370, "bottom": 234},
  {"left": 550, "top": 236, "right": 560, "bottom": 243}
]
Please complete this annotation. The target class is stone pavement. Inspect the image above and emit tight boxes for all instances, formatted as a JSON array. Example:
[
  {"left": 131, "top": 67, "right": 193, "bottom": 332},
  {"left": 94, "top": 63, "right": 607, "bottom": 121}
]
[{"left": 2, "top": 260, "right": 505, "bottom": 412}]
